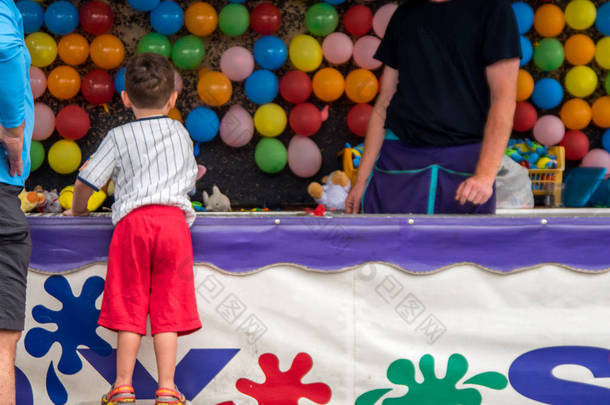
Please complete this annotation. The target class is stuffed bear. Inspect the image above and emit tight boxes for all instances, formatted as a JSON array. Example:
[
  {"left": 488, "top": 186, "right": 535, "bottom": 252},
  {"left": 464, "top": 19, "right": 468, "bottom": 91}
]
[
  {"left": 203, "top": 185, "right": 231, "bottom": 212},
  {"left": 307, "top": 170, "right": 351, "bottom": 211}
]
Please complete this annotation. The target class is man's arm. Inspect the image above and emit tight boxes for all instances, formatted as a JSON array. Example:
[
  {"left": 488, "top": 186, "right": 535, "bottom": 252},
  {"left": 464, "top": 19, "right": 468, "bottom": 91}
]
[
  {"left": 345, "top": 66, "right": 399, "bottom": 213},
  {"left": 63, "top": 179, "right": 95, "bottom": 217},
  {"left": 455, "top": 58, "right": 519, "bottom": 206},
  {"left": 0, "top": 123, "right": 24, "bottom": 177}
]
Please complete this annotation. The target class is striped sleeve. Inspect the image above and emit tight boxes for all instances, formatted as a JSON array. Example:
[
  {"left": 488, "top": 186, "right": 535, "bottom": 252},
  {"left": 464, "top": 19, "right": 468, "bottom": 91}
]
[{"left": 78, "top": 131, "right": 117, "bottom": 191}]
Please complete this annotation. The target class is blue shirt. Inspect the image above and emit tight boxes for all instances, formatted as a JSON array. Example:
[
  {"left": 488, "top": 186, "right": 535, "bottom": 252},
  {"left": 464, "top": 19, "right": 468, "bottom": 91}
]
[{"left": 0, "top": 0, "right": 33, "bottom": 187}]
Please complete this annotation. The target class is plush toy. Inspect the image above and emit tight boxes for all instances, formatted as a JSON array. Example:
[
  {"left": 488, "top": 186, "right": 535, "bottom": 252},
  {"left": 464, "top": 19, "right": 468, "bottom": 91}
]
[
  {"left": 203, "top": 185, "right": 231, "bottom": 212},
  {"left": 59, "top": 185, "right": 107, "bottom": 212},
  {"left": 35, "top": 186, "right": 62, "bottom": 213},
  {"left": 18, "top": 189, "right": 45, "bottom": 213},
  {"left": 307, "top": 170, "right": 351, "bottom": 211}
]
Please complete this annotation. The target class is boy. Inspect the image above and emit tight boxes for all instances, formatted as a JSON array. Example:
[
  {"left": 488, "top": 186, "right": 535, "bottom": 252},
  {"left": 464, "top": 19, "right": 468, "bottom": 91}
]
[{"left": 64, "top": 53, "right": 201, "bottom": 404}]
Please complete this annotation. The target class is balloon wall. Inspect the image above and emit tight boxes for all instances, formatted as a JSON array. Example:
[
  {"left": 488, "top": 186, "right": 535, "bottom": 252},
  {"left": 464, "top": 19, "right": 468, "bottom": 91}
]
[{"left": 23, "top": 0, "right": 609, "bottom": 208}]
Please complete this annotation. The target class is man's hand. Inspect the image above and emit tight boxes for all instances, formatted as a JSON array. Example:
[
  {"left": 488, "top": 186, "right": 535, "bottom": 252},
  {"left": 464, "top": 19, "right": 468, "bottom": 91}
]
[
  {"left": 455, "top": 175, "right": 495, "bottom": 206},
  {"left": 62, "top": 208, "right": 90, "bottom": 217},
  {"left": 345, "top": 182, "right": 366, "bottom": 214},
  {"left": 0, "top": 123, "right": 24, "bottom": 177}
]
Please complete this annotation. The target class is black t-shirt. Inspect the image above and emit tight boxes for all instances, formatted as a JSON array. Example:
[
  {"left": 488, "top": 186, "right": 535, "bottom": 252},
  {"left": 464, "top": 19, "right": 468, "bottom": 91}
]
[{"left": 374, "top": 0, "right": 521, "bottom": 147}]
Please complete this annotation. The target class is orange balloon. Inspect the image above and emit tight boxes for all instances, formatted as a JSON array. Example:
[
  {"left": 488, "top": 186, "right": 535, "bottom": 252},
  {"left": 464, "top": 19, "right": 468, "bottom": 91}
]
[
  {"left": 197, "top": 71, "right": 232, "bottom": 107},
  {"left": 312, "top": 67, "right": 345, "bottom": 102},
  {"left": 185, "top": 2, "right": 218, "bottom": 37},
  {"left": 345, "top": 69, "right": 378, "bottom": 104},
  {"left": 47, "top": 65, "right": 81, "bottom": 100},
  {"left": 168, "top": 107, "right": 182, "bottom": 122},
  {"left": 592, "top": 96, "right": 610, "bottom": 128},
  {"left": 534, "top": 4, "right": 565, "bottom": 37},
  {"left": 90, "top": 34, "right": 125, "bottom": 70},
  {"left": 564, "top": 34, "right": 595, "bottom": 66},
  {"left": 58, "top": 33, "right": 89, "bottom": 66},
  {"left": 516, "top": 69, "right": 534, "bottom": 102},
  {"left": 198, "top": 67, "right": 211, "bottom": 80},
  {"left": 560, "top": 99, "right": 592, "bottom": 130}
]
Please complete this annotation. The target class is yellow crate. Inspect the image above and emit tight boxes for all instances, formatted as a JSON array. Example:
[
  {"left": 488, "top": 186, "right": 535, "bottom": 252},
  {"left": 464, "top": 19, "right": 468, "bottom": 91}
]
[
  {"left": 338, "top": 147, "right": 359, "bottom": 185},
  {"left": 528, "top": 145, "right": 565, "bottom": 203}
]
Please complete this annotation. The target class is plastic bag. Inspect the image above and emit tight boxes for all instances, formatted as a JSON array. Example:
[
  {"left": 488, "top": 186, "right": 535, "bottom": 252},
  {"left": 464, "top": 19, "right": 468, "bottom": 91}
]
[{"left": 496, "top": 156, "right": 534, "bottom": 209}]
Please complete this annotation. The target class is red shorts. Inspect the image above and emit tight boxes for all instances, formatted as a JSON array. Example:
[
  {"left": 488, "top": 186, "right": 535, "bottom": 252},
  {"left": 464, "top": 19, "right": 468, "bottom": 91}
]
[{"left": 98, "top": 205, "right": 202, "bottom": 336}]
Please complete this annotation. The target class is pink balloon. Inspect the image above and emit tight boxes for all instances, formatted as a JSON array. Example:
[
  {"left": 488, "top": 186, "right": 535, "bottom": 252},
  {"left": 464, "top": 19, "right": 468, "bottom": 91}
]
[
  {"left": 323, "top": 32, "right": 353, "bottom": 65},
  {"left": 220, "top": 105, "right": 254, "bottom": 148},
  {"left": 174, "top": 70, "right": 183, "bottom": 94},
  {"left": 353, "top": 35, "right": 382, "bottom": 70},
  {"left": 373, "top": 3, "right": 398, "bottom": 38},
  {"left": 220, "top": 46, "right": 255, "bottom": 82},
  {"left": 287, "top": 135, "right": 322, "bottom": 178},
  {"left": 30, "top": 66, "right": 47, "bottom": 99},
  {"left": 533, "top": 115, "right": 565, "bottom": 146},
  {"left": 582, "top": 149, "right": 610, "bottom": 178},
  {"left": 33, "top": 102, "right": 55, "bottom": 141}
]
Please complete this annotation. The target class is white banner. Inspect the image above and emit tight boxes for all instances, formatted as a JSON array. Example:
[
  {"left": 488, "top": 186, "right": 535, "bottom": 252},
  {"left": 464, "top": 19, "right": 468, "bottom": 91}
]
[{"left": 16, "top": 264, "right": 610, "bottom": 404}]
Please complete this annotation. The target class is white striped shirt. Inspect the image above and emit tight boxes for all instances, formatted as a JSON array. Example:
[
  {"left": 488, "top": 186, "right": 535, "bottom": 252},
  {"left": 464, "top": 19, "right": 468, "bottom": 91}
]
[{"left": 78, "top": 116, "right": 197, "bottom": 226}]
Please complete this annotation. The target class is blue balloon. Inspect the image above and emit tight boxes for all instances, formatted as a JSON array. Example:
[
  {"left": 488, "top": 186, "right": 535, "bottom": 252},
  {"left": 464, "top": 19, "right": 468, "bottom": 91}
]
[
  {"left": 16, "top": 0, "right": 44, "bottom": 34},
  {"left": 253, "top": 36, "right": 288, "bottom": 71},
  {"left": 150, "top": 1, "right": 184, "bottom": 36},
  {"left": 532, "top": 78, "right": 563, "bottom": 110},
  {"left": 128, "top": 0, "right": 160, "bottom": 12},
  {"left": 511, "top": 2, "right": 534, "bottom": 35},
  {"left": 245, "top": 70, "right": 279, "bottom": 105},
  {"left": 186, "top": 106, "right": 219, "bottom": 143},
  {"left": 520, "top": 35, "right": 532, "bottom": 67},
  {"left": 44, "top": 1, "right": 79, "bottom": 35},
  {"left": 114, "top": 67, "right": 126, "bottom": 95},
  {"left": 602, "top": 129, "right": 610, "bottom": 153},
  {"left": 324, "top": 0, "right": 345, "bottom": 4},
  {"left": 597, "top": 3, "right": 610, "bottom": 36}
]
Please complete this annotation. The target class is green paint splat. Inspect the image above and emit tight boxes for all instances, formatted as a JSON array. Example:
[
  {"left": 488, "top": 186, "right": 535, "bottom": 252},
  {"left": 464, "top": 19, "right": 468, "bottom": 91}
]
[{"left": 355, "top": 353, "right": 508, "bottom": 405}]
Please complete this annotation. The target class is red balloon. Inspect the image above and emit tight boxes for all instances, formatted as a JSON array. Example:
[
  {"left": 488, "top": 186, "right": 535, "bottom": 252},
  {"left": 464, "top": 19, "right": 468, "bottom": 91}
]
[
  {"left": 513, "top": 101, "right": 537, "bottom": 132},
  {"left": 347, "top": 103, "right": 373, "bottom": 137},
  {"left": 250, "top": 3, "right": 281, "bottom": 35},
  {"left": 560, "top": 130, "right": 590, "bottom": 161},
  {"left": 56, "top": 105, "right": 91, "bottom": 140},
  {"left": 80, "top": 1, "right": 114, "bottom": 36},
  {"left": 344, "top": 5, "right": 373, "bottom": 37},
  {"left": 289, "top": 103, "right": 322, "bottom": 136},
  {"left": 82, "top": 69, "right": 114, "bottom": 105},
  {"left": 280, "top": 71, "right": 312, "bottom": 104}
]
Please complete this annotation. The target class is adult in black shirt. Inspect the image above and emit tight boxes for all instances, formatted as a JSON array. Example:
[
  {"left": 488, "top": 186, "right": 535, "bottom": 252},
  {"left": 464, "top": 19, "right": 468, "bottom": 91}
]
[{"left": 346, "top": 0, "right": 520, "bottom": 214}]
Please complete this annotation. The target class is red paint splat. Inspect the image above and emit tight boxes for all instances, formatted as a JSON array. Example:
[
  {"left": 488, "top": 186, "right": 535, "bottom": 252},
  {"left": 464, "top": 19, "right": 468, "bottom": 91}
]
[{"left": 236, "top": 352, "right": 332, "bottom": 405}]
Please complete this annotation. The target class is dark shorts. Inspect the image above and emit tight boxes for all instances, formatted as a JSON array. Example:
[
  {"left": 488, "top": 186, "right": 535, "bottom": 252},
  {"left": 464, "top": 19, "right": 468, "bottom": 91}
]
[
  {"left": 0, "top": 183, "right": 31, "bottom": 331},
  {"left": 362, "top": 131, "right": 496, "bottom": 214}
]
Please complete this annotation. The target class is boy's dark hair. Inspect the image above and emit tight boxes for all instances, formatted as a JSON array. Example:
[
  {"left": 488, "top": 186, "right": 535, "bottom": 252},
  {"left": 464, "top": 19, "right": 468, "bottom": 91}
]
[{"left": 125, "top": 53, "right": 174, "bottom": 109}]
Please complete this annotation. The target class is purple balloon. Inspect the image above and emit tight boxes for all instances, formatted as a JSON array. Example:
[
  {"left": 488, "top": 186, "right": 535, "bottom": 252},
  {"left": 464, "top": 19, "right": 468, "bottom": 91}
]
[
  {"left": 221, "top": 46, "right": 255, "bottom": 82},
  {"left": 582, "top": 149, "right": 610, "bottom": 178},
  {"left": 323, "top": 32, "right": 353, "bottom": 65},
  {"left": 373, "top": 3, "right": 398, "bottom": 38},
  {"left": 287, "top": 135, "right": 322, "bottom": 178},
  {"left": 33, "top": 102, "right": 55, "bottom": 141},
  {"left": 533, "top": 115, "right": 565, "bottom": 146},
  {"left": 220, "top": 105, "right": 254, "bottom": 148},
  {"left": 30, "top": 66, "right": 47, "bottom": 99},
  {"left": 353, "top": 35, "right": 382, "bottom": 70}
]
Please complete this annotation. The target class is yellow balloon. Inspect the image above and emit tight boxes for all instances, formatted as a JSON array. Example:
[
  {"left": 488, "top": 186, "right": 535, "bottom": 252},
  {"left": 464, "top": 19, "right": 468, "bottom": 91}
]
[
  {"left": 596, "top": 37, "right": 610, "bottom": 70},
  {"left": 565, "top": 66, "right": 598, "bottom": 98},
  {"left": 59, "top": 185, "right": 107, "bottom": 211},
  {"left": 254, "top": 103, "right": 287, "bottom": 137},
  {"left": 48, "top": 140, "right": 82, "bottom": 174},
  {"left": 25, "top": 32, "right": 57, "bottom": 68},
  {"left": 565, "top": 0, "right": 596, "bottom": 30},
  {"left": 289, "top": 35, "right": 323, "bottom": 72}
]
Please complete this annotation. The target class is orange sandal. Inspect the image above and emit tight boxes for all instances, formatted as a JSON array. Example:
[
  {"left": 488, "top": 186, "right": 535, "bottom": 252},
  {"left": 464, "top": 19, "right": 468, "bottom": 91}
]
[
  {"left": 154, "top": 387, "right": 186, "bottom": 404},
  {"left": 101, "top": 385, "right": 136, "bottom": 404}
]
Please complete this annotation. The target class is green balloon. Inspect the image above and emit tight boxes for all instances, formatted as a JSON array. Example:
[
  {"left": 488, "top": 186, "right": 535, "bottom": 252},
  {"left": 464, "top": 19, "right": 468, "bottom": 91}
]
[
  {"left": 171, "top": 35, "right": 205, "bottom": 70},
  {"left": 137, "top": 33, "right": 171, "bottom": 59},
  {"left": 305, "top": 3, "right": 338, "bottom": 37},
  {"left": 533, "top": 38, "right": 564, "bottom": 72},
  {"left": 219, "top": 4, "right": 250, "bottom": 37},
  {"left": 30, "top": 140, "right": 45, "bottom": 172},
  {"left": 606, "top": 72, "right": 610, "bottom": 95},
  {"left": 255, "top": 138, "right": 287, "bottom": 174}
]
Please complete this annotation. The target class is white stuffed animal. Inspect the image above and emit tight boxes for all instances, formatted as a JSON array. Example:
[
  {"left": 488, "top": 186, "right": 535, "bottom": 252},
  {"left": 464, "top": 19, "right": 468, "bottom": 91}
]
[{"left": 307, "top": 170, "right": 351, "bottom": 210}]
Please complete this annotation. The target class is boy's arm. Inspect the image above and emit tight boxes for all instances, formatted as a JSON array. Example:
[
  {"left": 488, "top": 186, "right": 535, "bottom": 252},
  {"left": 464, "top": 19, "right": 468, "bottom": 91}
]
[{"left": 64, "top": 179, "right": 95, "bottom": 216}]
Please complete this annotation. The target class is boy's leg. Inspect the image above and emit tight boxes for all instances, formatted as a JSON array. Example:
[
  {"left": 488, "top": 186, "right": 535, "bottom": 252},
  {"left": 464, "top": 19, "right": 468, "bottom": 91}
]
[
  {"left": 0, "top": 330, "right": 20, "bottom": 405},
  {"left": 115, "top": 331, "right": 143, "bottom": 386},
  {"left": 153, "top": 332, "right": 178, "bottom": 389}
]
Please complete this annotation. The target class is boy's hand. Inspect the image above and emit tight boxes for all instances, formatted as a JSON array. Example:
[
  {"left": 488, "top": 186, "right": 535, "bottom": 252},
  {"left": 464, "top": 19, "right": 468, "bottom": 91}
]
[{"left": 62, "top": 208, "right": 90, "bottom": 217}]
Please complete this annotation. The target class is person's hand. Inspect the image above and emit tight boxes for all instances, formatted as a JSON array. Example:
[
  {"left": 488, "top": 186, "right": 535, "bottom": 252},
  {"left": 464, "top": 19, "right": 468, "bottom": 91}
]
[
  {"left": 455, "top": 175, "right": 495, "bottom": 205},
  {"left": 345, "top": 182, "right": 366, "bottom": 214},
  {"left": 1, "top": 125, "right": 24, "bottom": 177},
  {"left": 62, "top": 208, "right": 90, "bottom": 217}
]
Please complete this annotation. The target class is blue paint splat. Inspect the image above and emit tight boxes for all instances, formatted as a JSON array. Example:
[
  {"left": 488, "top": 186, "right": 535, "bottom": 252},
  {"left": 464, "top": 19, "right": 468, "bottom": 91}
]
[
  {"left": 175, "top": 349, "right": 240, "bottom": 400},
  {"left": 24, "top": 276, "right": 112, "bottom": 375},
  {"left": 79, "top": 349, "right": 158, "bottom": 399},
  {"left": 16, "top": 366, "right": 34, "bottom": 405},
  {"left": 46, "top": 362, "right": 68, "bottom": 405}
]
